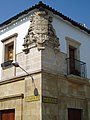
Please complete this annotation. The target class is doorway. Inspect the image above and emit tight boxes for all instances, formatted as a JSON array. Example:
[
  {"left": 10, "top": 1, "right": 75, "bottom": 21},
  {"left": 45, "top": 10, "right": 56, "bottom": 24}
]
[
  {"left": 0, "top": 109, "right": 15, "bottom": 120},
  {"left": 68, "top": 108, "right": 82, "bottom": 120},
  {"left": 69, "top": 46, "right": 76, "bottom": 74}
]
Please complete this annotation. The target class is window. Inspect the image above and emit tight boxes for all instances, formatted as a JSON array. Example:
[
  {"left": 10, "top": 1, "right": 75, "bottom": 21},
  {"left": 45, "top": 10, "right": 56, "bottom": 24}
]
[
  {"left": 66, "top": 37, "right": 81, "bottom": 60},
  {"left": 1, "top": 33, "right": 18, "bottom": 68},
  {"left": 0, "top": 109, "right": 15, "bottom": 120},
  {"left": 5, "top": 42, "right": 14, "bottom": 61},
  {"left": 69, "top": 46, "right": 76, "bottom": 74},
  {"left": 69, "top": 46, "right": 76, "bottom": 59},
  {"left": 65, "top": 37, "right": 84, "bottom": 76}
]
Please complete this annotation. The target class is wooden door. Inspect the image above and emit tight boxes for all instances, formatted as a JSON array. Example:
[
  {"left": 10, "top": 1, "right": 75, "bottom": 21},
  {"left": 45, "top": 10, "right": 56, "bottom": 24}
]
[
  {"left": 1, "top": 109, "right": 15, "bottom": 120},
  {"left": 68, "top": 108, "right": 82, "bottom": 120}
]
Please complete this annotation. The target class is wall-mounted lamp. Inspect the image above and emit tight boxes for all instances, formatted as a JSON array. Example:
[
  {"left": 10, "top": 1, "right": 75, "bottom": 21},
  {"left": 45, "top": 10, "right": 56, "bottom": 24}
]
[
  {"left": 12, "top": 61, "right": 38, "bottom": 96},
  {"left": 12, "top": 61, "right": 34, "bottom": 82}
]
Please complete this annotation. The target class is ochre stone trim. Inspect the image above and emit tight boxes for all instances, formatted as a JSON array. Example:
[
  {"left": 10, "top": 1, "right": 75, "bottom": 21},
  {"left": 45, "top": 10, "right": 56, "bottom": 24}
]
[
  {"left": 0, "top": 93, "right": 24, "bottom": 101},
  {"left": 1, "top": 33, "right": 18, "bottom": 42},
  {"left": 0, "top": 76, "right": 25, "bottom": 85}
]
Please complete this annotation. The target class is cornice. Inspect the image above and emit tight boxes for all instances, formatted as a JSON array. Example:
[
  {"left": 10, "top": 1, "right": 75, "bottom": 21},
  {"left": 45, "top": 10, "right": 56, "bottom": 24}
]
[
  {"left": 0, "top": 1, "right": 90, "bottom": 34},
  {"left": 0, "top": 93, "right": 24, "bottom": 101},
  {"left": 1, "top": 33, "right": 18, "bottom": 42}
]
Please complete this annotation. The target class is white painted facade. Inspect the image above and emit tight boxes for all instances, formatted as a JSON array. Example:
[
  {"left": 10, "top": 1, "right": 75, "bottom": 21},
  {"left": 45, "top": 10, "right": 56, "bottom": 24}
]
[
  {"left": 0, "top": 8, "right": 90, "bottom": 80},
  {"left": 53, "top": 15, "right": 90, "bottom": 78}
]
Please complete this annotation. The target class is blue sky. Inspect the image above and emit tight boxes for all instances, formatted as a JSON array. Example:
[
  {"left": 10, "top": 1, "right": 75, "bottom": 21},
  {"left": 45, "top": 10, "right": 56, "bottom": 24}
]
[{"left": 0, "top": 0, "right": 90, "bottom": 29}]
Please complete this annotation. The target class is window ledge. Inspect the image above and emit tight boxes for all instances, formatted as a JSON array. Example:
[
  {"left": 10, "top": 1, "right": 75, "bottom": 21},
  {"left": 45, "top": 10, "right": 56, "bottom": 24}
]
[{"left": 1, "top": 60, "right": 13, "bottom": 69}]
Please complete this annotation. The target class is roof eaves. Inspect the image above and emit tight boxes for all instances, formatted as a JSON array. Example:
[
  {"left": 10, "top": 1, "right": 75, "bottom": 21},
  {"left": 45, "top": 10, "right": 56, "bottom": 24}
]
[{"left": 0, "top": 1, "right": 90, "bottom": 34}]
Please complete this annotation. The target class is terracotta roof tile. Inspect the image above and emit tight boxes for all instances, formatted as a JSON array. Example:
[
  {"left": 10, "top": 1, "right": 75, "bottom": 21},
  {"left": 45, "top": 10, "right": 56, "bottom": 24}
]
[{"left": 0, "top": 1, "right": 90, "bottom": 34}]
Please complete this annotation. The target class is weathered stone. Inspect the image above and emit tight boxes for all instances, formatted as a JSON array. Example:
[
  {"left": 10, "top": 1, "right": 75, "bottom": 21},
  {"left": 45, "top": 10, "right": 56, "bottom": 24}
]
[{"left": 23, "top": 10, "right": 60, "bottom": 53}]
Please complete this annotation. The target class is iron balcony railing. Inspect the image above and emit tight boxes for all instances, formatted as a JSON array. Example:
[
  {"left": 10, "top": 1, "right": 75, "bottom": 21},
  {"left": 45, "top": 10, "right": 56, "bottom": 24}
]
[{"left": 66, "top": 58, "right": 87, "bottom": 78}]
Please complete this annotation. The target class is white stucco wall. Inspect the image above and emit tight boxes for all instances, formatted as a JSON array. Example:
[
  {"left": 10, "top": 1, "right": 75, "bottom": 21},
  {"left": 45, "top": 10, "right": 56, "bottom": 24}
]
[
  {"left": 52, "top": 16, "right": 90, "bottom": 78},
  {"left": 0, "top": 17, "right": 31, "bottom": 80},
  {"left": 0, "top": 19, "right": 30, "bottom": 54},
  {"left": 0, "top": 11, "right": 90, "bottom": 79}
]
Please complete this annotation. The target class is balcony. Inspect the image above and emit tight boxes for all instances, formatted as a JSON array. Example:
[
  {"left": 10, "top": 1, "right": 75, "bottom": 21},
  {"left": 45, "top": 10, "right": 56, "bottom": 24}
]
[{"left": 66, "top": 58, "right": 86, "bottom": 78}]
